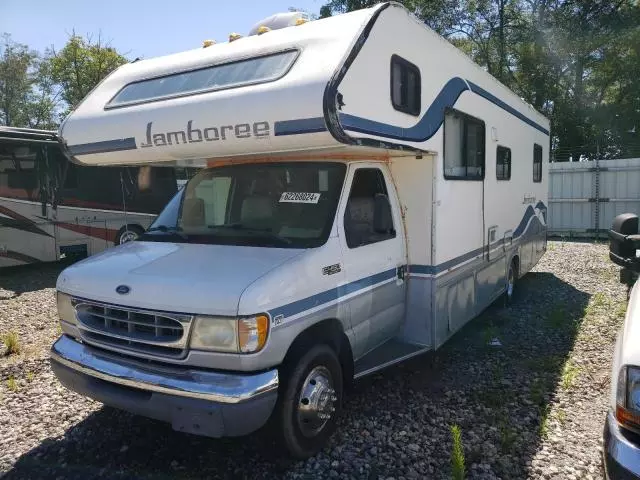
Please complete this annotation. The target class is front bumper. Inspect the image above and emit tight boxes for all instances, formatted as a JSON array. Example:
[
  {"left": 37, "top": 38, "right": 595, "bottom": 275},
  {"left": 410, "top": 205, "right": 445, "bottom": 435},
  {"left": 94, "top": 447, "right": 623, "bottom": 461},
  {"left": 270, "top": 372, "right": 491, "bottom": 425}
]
[
  {"left": 50, "top": 335, "right": 279, "bottom": 437},
  {"left": 604, "top": 411, "right": 640, "bottom": 479}
]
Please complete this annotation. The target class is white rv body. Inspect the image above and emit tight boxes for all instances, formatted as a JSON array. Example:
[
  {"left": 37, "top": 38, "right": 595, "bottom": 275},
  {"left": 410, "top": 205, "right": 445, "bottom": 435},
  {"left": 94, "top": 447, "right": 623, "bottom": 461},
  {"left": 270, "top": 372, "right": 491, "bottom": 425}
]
[{"left": 51, "top": 2, "right": 549, "bottom": 457}]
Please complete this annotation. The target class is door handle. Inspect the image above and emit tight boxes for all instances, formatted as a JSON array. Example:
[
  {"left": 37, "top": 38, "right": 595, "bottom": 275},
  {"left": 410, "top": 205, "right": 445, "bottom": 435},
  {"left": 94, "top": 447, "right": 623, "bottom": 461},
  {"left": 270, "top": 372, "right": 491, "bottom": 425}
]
[{"left": 397, "top": 265, "right": 406, "bottom": 281}]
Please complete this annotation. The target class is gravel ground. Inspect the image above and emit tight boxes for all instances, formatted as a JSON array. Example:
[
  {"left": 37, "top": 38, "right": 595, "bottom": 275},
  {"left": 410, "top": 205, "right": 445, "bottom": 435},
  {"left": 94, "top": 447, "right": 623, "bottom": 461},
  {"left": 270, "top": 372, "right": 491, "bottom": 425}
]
[{"left": 0, "top": 241, "right": 627, "bottom": 479}]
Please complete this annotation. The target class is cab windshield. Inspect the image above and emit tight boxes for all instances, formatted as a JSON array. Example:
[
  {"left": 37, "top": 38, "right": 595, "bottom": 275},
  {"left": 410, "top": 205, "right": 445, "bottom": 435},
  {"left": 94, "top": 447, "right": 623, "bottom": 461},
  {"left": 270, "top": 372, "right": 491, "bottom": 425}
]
[{"left": 142, "top": 162, "right": 346, "bottom": 248}]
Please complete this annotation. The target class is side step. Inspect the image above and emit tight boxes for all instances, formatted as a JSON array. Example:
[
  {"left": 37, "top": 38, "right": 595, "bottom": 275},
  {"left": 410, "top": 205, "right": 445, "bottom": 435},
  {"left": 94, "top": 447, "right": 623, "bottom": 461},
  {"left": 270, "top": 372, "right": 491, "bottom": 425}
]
[{"left": 353, "top": 338, "right": 430, "bottom": 379}]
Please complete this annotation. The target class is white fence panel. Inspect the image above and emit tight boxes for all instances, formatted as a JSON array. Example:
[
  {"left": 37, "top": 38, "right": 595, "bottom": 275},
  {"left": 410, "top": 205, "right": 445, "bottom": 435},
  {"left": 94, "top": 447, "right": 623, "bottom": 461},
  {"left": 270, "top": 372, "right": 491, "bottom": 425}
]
[{"left": 548, "top": 158, "right": 640, "bottom": 237}]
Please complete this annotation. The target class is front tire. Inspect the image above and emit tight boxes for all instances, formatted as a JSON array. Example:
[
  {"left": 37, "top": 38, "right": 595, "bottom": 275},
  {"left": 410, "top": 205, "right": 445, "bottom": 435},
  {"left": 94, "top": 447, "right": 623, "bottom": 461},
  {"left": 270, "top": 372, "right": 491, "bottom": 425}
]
[{"left": 276, "top": 344, "right": 343, "bottom": 459}]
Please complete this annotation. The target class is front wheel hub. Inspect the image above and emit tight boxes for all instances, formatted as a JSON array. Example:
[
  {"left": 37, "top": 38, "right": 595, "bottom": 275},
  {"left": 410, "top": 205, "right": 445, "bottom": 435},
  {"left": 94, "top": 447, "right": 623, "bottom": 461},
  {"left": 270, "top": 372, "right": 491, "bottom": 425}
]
[{"left": 296, "top": 366, "right": 337, "bottom": 437}]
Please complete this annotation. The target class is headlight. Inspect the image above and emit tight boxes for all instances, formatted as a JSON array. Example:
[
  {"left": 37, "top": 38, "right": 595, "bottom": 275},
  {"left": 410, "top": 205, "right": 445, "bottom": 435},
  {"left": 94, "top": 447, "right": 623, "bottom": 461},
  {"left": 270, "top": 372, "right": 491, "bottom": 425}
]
[
  {"left": 190, "top": 315, "right": 269, "bottom": 354},
  {"left": 616, "top": 365, "right": 640, "bottom": 431},
  {"left": 57, "top": 292, "right": 76, "bottom": 324},
  {"left": 191, "top": 317, "right": 239, "bottom": 353}
]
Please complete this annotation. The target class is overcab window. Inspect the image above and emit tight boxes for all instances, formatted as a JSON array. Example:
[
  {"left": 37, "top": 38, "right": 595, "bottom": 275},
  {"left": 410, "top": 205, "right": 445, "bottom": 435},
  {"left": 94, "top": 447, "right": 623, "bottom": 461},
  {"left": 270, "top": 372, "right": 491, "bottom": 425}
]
[{"left": 107, "top": 50, "right": 299, "bottom": 108}]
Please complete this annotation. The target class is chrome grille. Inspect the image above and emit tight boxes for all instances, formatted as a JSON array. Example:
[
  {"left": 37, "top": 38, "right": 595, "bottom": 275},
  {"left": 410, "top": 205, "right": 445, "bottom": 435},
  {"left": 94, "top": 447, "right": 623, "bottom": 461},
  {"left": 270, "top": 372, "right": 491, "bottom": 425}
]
[{"left": 74, "top": 300, "right": 193, "bottom": 359}]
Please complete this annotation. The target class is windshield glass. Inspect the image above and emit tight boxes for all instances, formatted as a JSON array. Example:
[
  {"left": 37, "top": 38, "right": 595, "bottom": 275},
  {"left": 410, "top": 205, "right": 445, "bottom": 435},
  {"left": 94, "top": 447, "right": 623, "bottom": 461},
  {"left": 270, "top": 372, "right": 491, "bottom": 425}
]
[{"left": 142, "top": 162, "right": 346, "bottom": 248}]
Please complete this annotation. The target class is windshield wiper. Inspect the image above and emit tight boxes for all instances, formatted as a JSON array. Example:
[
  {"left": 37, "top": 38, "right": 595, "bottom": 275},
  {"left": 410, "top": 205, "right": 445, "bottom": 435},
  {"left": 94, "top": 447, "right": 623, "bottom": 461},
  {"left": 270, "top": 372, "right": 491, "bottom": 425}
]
[
  {"left": 208, "top": 223, "right": 293, "bottom": 246},
  {"left": 147, "top": 225, "right": 184, "bottom": 233},
  {"left": 143, "top": 225, "right": 188, "bottom": 240}
]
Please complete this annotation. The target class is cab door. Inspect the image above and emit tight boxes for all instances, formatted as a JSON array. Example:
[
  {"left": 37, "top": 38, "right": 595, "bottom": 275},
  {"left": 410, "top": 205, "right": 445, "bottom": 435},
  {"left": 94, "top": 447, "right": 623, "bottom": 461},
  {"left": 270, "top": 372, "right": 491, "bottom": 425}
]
[{"left": 337, "top": 164, "right": 407, "bottom": 357}]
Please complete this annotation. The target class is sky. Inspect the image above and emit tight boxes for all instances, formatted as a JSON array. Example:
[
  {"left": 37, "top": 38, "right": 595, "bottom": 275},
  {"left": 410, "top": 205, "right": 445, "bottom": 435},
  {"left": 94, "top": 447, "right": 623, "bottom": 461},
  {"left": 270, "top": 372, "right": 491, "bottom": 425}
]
[{"left": 2, "top": 0, "right": 325, "bottom": 59}]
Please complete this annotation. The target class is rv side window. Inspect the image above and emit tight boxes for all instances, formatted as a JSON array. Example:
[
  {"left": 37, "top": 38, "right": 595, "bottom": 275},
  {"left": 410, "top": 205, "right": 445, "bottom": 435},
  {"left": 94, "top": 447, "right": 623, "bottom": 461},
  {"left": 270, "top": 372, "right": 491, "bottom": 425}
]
[
  {"left": 344, "top": 168, "right": 396, "bottom": 249},
  {"left": 443, "top": 110, "right": 485, "bottom": 180},
  {"left": 533, "top": 144, "right": 543, "bottom": 182},
  {"left": 390, "top": 55, "right": 421, "bottom": 116},
  {"left": 496, "top": 146, "right": 511, "bottom": 180},
  {"left": 0, "top": 144, "right": 39, "bottom": 198}
]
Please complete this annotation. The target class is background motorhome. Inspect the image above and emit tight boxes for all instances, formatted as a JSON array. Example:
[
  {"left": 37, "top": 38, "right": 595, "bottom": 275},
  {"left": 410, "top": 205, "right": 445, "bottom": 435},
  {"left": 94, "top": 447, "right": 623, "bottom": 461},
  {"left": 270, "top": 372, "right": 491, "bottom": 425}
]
[{"left": 0, "top": 127, "right": 178, "bottom": 268}]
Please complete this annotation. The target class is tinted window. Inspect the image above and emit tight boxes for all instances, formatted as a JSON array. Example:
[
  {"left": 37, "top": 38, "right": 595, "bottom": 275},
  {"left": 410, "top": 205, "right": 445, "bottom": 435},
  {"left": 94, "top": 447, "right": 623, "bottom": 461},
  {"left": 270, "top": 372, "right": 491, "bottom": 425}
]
[
  {"left": 533, "top": 144, "right": 543, "bottom": 182},
  {"left": 0, "top": 143, "right": 40, "bottom": 200},
  {"left": 56, "top": 165, "right": 176, "bottom": 214},
  {"left": 391, "top": 55, "right": 421, "bottom": 116},
  {"left": 108, "top": 50, "right": 298, "bottom": 108},
  {"left": 344, "top": 168, "right": 396, "bottom": 249},
  {"left": 496, "top": 145, "right": 511, "bottom": 180},
  {"left": 444, "top": 109, "right": 485, "bottom": 180}
]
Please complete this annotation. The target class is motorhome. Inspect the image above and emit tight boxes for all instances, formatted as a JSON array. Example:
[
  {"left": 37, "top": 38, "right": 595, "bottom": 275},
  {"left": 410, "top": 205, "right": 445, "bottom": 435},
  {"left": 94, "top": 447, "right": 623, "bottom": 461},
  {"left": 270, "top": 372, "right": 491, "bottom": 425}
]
[
  {"left": 50, "top": 3, "right": 549, "bottom": 458},
  {"left": 0, "top": 127, "right": 178, "bottom": 267}
]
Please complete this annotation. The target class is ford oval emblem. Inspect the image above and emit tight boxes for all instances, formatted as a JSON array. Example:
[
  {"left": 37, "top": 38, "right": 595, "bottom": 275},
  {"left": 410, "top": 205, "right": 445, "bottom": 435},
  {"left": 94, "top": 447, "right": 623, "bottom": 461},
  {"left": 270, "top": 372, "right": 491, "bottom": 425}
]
[{"left": 116, "top": 285, "right": 130, "bottom": 295}]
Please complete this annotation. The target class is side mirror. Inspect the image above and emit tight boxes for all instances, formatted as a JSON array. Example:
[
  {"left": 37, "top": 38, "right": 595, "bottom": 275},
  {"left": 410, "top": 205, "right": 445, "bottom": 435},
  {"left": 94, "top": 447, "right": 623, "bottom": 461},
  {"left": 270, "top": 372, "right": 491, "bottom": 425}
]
[
  {"left": 373, "top": 193, "right": 394, "bottom": 234},
  {"left": 609, "top": 213, "right": 640, "bottom": 268}
]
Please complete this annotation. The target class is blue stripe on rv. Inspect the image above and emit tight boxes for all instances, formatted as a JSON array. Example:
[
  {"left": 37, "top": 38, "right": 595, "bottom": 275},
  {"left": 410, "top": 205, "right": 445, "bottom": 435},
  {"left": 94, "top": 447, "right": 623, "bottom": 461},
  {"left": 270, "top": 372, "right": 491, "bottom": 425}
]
[
  {"left": 281, "top": 201, "right": 545, "bottom": 317},
  {"left": 339, "top": 77, "right": 468, "bottom": 142},
  {"left": 274, "top": 77, "right": 548, "bottom": 138},
  {"left": 269, "top": 267, "right": 398, "bottom": 319},
  {"left": 270, "top": 202, "right": 547, "bottom": 318},
  {"left": 466, "top": 81, "right": 550, "bottom": 135},
  {"left": 67, "top": 137, "right": 138, "bottom": 155},
  {"left": 274, "top": 117, "right": 327, "bottom": 136}
]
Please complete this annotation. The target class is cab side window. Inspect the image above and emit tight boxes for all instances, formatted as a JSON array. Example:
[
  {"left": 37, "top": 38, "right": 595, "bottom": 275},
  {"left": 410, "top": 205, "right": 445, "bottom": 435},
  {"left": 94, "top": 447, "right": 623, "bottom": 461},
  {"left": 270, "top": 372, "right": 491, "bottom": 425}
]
[{"left": 344, "top": 168, "right": 396, "bottom": 248}]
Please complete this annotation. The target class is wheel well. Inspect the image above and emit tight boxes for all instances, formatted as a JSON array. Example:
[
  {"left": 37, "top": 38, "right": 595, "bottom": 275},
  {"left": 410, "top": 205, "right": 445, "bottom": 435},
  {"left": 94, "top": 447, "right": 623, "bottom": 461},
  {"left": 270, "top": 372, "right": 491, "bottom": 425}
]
[{"left": 282, "top": 319, "right": 354, "bottom": 385}]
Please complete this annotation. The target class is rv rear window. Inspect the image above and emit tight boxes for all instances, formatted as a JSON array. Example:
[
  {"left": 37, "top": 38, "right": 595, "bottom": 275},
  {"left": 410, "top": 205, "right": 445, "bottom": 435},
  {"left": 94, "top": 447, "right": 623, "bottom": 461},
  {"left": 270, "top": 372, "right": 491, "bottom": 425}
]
[
  {"left": 107, "top": 50, "right": 299, "bottom": 108},
  {"left": 533, "top": 144, "right": 543, "bottom": 182},
  {"left": 390, "top": 55, "right": 421, "bottom": 116},
  {"left": 496, "top": 145, "right": 511, "bottom": 180},
  {"left": 443, "top": 109, "right": 485, "bottom": 180}
]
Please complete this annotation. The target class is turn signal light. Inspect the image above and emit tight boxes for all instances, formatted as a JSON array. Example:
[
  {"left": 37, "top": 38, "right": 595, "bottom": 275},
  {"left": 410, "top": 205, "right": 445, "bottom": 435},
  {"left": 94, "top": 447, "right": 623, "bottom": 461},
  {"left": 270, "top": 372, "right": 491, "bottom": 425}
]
[
  {"left": 616, "top": 405, "right": 640, "bottom": 431},
  {"left": 238, "top": 315, "right": 269, "bottom": 353}
]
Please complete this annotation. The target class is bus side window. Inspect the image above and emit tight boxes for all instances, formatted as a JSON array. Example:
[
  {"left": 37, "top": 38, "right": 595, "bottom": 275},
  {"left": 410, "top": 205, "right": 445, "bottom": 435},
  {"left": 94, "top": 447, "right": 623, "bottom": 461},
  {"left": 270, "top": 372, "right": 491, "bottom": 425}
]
[{"left": 0, "top": 144, "right": 39, "bottom": 199}]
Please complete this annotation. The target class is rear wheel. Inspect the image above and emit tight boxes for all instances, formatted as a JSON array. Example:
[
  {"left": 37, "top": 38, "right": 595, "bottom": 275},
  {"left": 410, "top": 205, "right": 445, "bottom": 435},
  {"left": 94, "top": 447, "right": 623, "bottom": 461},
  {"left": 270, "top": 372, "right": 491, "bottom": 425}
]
[{"left": 275, "top": 344, "right": 343, "bottom": 459}]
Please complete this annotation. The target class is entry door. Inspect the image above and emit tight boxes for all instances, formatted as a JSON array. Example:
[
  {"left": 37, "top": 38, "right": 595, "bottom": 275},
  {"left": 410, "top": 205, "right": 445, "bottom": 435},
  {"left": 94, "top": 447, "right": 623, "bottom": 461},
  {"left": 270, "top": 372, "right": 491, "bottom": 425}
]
[{"left": 337, "top": 165, "right": 406, "bottom": 357}]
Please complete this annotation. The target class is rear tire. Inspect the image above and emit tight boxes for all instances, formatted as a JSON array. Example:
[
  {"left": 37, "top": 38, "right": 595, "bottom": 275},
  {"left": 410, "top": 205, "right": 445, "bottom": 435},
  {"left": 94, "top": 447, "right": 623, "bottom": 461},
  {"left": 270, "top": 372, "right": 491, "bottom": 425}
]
[
  {"left": 275, "top": 344, "right": 343, "bottom": 459},
  {"left": 115, "top": 225, "right": 144, "bottom": 245}
]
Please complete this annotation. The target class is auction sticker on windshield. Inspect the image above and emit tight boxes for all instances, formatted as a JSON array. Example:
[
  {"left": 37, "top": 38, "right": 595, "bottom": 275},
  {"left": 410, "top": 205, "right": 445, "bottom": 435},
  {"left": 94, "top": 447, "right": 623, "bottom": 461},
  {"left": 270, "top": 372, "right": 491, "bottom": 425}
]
[{"left": 279, "top": 192, "right": 321, "bottom": 203}]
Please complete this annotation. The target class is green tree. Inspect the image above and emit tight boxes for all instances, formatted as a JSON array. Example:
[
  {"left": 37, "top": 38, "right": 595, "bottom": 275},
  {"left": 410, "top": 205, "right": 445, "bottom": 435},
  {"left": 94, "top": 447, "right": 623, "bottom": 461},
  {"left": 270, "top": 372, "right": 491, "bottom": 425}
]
[
  {"left": 51, "top": 33, "right": 128, "bottom": 110},
  {"left": 0, "top": 34, "right": 36, "bottom": 127},
  {"left": 24, "top": 53, "right": 63, "bottom": 129}
]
